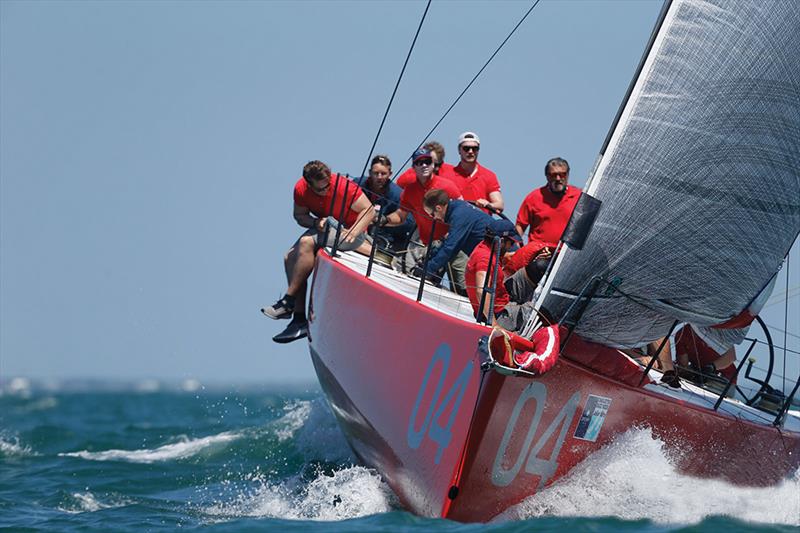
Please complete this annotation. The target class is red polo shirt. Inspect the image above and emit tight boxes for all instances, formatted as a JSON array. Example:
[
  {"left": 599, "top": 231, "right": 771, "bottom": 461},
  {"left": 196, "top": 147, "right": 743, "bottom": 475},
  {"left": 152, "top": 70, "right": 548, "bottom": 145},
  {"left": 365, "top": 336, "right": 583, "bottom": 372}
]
[
  {"left": 447, "top": 163, "right": 501, "bottom": 212},
  {"left": 466, "top": 241, "right": 509, "bottom": 316},
  {"left": 516, "top": 185, "right": 582, "bottom": 244},
  {"left": 293, "top": 174, "right": 366, "bottom": 228},
  {"left": 399, "top": 174, "right": 461, "bottom": 244}
]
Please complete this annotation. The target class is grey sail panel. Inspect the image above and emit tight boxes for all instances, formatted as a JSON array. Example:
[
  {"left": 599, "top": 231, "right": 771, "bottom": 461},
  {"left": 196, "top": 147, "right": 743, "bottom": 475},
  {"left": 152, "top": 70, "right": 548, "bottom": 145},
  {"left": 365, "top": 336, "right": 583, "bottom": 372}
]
[{"left": 541, "top": 0, "right": 800, "bottom": 347}]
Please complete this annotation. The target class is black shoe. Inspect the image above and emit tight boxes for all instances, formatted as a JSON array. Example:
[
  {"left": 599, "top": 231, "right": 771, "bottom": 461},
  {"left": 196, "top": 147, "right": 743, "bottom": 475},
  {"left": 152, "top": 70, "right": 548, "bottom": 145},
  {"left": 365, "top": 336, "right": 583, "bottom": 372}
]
[
  {"left": 261, "top": 296, "right": 294, "bottom": 320},
  {"left": 660, "top": 370, "right": 681, "bottom": 389},
  {"left": 272, "top": 320, "right": 308, "bottom": 344}
]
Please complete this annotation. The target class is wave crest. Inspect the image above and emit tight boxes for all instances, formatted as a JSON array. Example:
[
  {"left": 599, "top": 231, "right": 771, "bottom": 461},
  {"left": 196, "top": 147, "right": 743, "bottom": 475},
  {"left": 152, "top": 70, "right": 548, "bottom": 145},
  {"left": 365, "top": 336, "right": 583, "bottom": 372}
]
[
  {"left": 60, "top": 431, "right": 240, "bottom": 463},
  {"left": 203, "top": 465, "right": 394, "bottom": 522},
  {"left": 57, "top": 491, "right": 131, "bottom": 514},
  {"left": 0, "top": 433, "right": 35, "bottom": 458}
]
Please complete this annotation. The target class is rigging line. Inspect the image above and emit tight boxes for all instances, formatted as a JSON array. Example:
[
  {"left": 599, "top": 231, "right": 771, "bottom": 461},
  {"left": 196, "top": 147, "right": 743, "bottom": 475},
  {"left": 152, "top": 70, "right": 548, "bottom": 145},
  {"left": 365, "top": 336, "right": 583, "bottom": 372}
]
[
  {"left": 392, "top": 0, "right": 542, "bottom": 179},
  {"left": 784, "top": 254, "right": 790, "bottom": 393},
  {"left": 763, "top": 322, "right": 800, "bottom": 341},
  {"left": 358, "top": 0, "right": 433, "bottom": 182},
  {"left": 765, "top": 283, "right": 800, "bottom": 301},
  {"left": 746, "top": 338, "right": 800, "bottom": 357}
]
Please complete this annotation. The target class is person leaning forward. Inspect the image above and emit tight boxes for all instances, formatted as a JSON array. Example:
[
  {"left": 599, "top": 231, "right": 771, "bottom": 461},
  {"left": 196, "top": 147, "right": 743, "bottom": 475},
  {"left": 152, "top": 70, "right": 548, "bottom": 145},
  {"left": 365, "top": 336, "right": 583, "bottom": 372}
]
[
  {"left": 261, "top": 160, "right": 375, "bottom": 344},
  {"left": 414, "top": 189, "right": 494, "bottom": 281}
]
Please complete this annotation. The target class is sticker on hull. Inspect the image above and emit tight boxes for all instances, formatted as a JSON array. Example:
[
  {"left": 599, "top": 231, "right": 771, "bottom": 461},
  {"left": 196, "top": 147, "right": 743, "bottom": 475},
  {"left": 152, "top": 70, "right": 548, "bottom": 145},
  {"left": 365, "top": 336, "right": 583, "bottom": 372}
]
[{"left": 573, "top": 395, "right": 612, "bottom": 442}]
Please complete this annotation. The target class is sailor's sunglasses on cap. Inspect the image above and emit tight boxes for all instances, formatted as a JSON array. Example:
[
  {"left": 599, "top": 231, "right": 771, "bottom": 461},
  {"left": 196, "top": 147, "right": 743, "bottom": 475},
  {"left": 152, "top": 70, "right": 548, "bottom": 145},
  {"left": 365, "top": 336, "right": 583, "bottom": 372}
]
[
  {"left": 461, "top": 145, "right": 479, "bottom": 153},
  {"left": 414, "top": 158, "right": 433, "bottom": 167}
]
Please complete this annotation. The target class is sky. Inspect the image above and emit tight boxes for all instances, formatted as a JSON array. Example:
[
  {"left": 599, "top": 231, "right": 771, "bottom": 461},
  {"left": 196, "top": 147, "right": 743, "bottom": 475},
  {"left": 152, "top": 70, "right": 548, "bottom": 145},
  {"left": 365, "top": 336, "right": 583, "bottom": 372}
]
[{"left": 1, "top": 0, "right": 797, "bottom": 387}]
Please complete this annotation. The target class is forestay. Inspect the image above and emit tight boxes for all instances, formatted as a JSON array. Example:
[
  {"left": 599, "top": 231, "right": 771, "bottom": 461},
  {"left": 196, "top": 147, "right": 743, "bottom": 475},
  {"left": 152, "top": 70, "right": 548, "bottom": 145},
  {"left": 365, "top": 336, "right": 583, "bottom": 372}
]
[{"left": 538, "top": 0, "right": 800, "bottom": 347}]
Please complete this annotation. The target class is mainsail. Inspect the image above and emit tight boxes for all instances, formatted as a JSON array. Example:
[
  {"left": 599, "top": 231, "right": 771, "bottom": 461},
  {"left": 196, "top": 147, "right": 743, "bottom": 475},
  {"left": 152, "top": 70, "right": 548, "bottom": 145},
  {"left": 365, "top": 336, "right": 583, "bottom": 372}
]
[{"left": 537, "top": 0, "right": 800, "bottom": 348}]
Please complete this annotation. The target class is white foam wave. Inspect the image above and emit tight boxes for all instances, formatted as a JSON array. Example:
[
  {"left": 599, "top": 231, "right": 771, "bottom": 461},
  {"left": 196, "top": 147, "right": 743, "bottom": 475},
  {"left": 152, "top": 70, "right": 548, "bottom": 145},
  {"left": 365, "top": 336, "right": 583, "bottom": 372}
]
[
  {"left": 274, "top": 400, "right": 313, "bottom": 442},
  {"left": 204, "top": 465, "right": 394, "bottom": 522},
  {"left": 60, "top": 431, "right": 240, "bottom": 464},
  {"left": 58, "top": 491, "right": 131, "bottom": 514},
  {"left": 0, "top": 433, "right": 35, "bottom": 458},
  {"left": 500, "top": 427, "right": 800, "bottom": 526}
]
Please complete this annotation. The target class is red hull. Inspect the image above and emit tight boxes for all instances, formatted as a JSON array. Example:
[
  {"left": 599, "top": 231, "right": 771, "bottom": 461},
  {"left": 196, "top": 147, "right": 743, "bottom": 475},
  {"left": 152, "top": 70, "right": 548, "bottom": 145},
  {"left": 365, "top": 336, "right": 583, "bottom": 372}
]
[{"left": 307, "top": 252, "right": 800, "bottom": 522}]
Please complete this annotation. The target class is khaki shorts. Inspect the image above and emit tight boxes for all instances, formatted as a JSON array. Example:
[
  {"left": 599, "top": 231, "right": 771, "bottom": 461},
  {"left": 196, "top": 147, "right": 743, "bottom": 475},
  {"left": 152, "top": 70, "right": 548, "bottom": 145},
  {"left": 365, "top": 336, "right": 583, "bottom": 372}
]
[{"left": 308, "top": 217, "right": 371, "bottom": 252}]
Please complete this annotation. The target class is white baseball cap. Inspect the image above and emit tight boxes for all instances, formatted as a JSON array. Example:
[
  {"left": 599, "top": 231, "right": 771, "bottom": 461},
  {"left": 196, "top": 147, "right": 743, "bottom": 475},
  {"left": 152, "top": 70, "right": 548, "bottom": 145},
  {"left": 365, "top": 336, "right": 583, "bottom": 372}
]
[{"left": 458, "top": 131, "right": 480, "bottom": 146}]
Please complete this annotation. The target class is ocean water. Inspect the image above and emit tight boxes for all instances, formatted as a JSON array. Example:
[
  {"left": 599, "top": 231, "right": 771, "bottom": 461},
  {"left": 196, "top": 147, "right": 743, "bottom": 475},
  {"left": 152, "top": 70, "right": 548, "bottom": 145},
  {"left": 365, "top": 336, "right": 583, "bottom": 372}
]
[{"left": 1, "top": 383, "right": 798, "bottom": 532}]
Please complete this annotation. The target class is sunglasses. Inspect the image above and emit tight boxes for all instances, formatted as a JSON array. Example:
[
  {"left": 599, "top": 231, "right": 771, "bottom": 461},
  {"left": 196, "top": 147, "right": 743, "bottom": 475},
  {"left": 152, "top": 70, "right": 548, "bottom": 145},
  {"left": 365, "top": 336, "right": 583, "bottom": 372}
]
[
  {"left": 548, "top": 172, "right": 568, "bottom": 179},
  {"left": 461, "top": 145, "right": 479, "bottom": 153},
  {"left": 414, "top": 158, "right": 433, "bottom": 167}
]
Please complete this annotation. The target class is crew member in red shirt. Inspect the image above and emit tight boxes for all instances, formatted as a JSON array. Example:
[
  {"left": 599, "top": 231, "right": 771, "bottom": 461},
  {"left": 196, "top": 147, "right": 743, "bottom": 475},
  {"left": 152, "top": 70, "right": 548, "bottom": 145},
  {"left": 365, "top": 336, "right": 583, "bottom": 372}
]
[
  {"left": 466, "top": 219, "right": 541, "bottom": 330},
  {"left": 384, "top": 147, "right": 462, "bottom": 245},
  {"left": 447, "top": 132, "right": 504, "bottom": 214},
  {"left": 262, "top": 160, "right": 375, "bottom": 344},
  {"left": 516, "top": 157, "right": 582, "bottom": 244}
]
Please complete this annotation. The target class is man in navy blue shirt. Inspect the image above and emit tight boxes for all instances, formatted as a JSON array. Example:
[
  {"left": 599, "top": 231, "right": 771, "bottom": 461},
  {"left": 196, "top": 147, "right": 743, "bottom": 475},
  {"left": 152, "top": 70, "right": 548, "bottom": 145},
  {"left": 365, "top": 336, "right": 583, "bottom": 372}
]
[
  {"left": 355, "top": 154, "right": 415, "bottom": 252},
  {"left": 415, "top": 189, "right": 494, "bottom": 280}
]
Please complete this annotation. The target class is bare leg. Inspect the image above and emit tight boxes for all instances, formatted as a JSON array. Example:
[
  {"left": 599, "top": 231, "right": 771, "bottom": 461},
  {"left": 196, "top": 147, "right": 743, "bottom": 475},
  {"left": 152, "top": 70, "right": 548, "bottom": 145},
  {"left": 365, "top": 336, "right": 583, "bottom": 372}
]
[
  {"left": 286, "top": 235, "right": 316, "bottom": 297},
  {"left": 355, "top": 240, "right": 373, "bottom": 257},
  {"left": 715, "top": 347, "right": 736, "bottom": 370},
  {"left": 649, "top": 338, "right": 674, "bottom": 372},
  {"left": 284, "top": 241, "right": 299, "bottom": 285}
]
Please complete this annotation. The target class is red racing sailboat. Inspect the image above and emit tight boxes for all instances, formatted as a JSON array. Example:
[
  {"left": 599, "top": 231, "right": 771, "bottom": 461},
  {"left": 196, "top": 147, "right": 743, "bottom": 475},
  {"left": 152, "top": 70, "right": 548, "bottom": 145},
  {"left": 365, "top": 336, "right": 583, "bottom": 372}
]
[{"left": 305, "top": 0, "right": 800, "bottom": 521}]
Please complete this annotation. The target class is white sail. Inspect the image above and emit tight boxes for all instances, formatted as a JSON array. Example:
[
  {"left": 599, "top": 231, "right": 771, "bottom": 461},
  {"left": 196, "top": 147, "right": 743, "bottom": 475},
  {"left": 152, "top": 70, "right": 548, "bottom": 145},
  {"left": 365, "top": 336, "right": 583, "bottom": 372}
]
[{"left": 538, "top": 0, "right": 800, "bottom": 347}]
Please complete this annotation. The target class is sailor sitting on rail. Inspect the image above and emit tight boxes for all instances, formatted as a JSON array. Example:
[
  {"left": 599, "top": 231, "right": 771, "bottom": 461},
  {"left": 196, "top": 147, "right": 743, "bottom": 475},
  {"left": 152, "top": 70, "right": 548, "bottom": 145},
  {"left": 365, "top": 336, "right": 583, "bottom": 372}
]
[
  {"left": 413, "top": 189, "right": 494, "bottom": 282},
  {"left": 466, "top": 219, "right": 550, "bottom": 331},
  {"left": 261, "top": 160, "right": 375, "bottom": 344}
]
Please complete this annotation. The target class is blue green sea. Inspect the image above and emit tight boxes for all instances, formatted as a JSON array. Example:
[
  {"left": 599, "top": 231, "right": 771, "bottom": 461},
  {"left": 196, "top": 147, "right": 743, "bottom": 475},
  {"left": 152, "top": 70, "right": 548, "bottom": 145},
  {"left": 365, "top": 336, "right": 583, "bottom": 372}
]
[{"left": 1, "top": 381, "right": 798, "bottom": 532}]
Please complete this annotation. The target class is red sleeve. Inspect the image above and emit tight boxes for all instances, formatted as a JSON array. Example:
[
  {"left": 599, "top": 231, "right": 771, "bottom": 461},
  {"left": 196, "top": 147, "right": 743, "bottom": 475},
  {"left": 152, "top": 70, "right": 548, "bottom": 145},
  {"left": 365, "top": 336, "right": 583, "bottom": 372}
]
[
  {"left": 347, "top": 179, "right": 367, "bottom": 209},
  {"left": 473, "top": 252, "right": 490, "bottom": 273},
  {"left": 484, "top": 170, "right": 501, "bottom": 193},
  {"left": 293, "top": 179, "right": 306, "bottom": 207},
  {"left": 331, "top": 179, "right": 364, "bottom": 212},
  {"left": 516, "top": 193, "right": 533, "bottom": 228},
  {"left": 396, "top": 169, "right": 416, "bottom": 188},
  {"left": 505, "top": 239, "right": 553, "bottom": 274}
]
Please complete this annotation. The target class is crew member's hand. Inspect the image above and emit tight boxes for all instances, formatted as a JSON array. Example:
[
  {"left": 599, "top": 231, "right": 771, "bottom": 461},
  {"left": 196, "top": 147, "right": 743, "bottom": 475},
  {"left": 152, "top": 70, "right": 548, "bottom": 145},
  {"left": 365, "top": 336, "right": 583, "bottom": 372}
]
[
  {"left": 342, "top": 228, "right": 357, "bottom": 244},
  {"left": 316, "top": 218, "right": 328, "bottom": 232},
  {"left": 475, "top": 198, "right": 489, "bottom": 208},
  {"left": 535, "top": 247, "right": 553, "bottom": 260}
]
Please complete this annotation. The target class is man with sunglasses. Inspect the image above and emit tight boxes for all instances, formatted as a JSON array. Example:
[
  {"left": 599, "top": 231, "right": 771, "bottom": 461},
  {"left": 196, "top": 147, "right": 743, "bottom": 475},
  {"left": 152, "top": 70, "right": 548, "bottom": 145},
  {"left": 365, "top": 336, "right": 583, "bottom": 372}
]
[
  {"left": 261, "top": 160, "right": 374, "bottom": 344},
  {"left": 383, "top": 148, "right": 461, "bottom": 247},
  {"left": 448, "top": 132, "right": 504, "bottom": 214},
  {"left": 383, "top": 148, "right": 467, "bottom": 291},
  {"left": 516, "top": 157, "right": 582, "bottom": 245}
]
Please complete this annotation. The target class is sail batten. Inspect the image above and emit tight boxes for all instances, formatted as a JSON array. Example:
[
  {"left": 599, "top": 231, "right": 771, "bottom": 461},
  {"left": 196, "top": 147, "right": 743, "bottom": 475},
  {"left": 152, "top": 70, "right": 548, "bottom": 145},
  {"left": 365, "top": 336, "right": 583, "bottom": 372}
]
[{"left": 537, "top": 0, "right": 800, "bottom": 348}]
